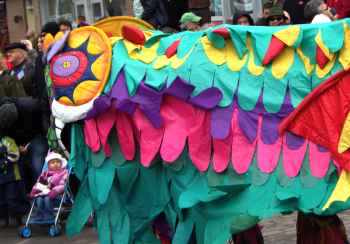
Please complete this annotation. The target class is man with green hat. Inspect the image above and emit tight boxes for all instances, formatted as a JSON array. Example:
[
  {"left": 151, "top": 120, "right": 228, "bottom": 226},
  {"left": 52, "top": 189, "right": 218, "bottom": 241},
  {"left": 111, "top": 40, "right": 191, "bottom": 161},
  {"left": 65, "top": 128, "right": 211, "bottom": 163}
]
[
  {"left": 266, "top": 4, "right": 287, "bottom": 26},
  {"left": 180, "top": 12, "right": 202, "bottom": 31}
]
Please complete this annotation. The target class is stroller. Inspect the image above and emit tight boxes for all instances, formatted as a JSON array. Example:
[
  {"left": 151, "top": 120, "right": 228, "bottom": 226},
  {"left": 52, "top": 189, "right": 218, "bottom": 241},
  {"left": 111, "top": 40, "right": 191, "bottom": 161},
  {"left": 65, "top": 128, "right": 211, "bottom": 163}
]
[{"left": 20, "top": 156, "right": 74, "bottom": 238}]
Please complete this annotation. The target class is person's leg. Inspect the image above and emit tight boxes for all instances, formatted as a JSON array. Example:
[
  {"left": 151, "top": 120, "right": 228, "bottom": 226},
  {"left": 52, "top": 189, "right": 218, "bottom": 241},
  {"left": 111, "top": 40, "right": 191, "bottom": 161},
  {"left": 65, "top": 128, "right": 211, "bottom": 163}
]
[
  {"left": 6, "top": 181, "right": 27, "bottom": 226},
  {"left": 28, "top": 135, "right": 48, "bottom": 180},
  {"left": 43, "top": 196, "right": 54, "bottom": 220},
  {"left": 0, "top": 184, "right": 8, "bottom": 227}
]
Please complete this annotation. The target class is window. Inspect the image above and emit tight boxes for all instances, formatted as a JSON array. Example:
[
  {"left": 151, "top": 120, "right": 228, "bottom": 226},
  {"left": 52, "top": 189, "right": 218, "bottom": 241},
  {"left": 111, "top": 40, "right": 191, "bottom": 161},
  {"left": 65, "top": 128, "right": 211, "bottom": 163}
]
[
  {"left": 77, "top": 4, "right": 85, "bottom": 18},
  {"left": 92, "top": 2, "right": 102, "bottom": 21}
]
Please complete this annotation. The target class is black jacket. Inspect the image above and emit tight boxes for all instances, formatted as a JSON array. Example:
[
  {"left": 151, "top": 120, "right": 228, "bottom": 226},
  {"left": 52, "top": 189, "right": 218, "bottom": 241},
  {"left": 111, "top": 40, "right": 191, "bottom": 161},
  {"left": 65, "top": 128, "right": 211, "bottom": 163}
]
[{"left": 141, "top": 0, "right": 169, "bottom": 28}]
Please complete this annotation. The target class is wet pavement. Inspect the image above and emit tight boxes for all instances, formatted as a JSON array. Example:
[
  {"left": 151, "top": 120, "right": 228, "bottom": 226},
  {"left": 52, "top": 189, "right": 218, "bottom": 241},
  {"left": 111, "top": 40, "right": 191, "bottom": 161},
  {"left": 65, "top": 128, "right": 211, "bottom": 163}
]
[{"left": 1, "top": 210, "right": 350, "bottom": 243}]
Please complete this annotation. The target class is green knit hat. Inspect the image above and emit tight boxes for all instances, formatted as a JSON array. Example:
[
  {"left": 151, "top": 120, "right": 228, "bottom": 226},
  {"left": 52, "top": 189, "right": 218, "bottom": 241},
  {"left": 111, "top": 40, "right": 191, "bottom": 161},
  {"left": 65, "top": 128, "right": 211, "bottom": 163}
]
[{"left": 180, "top": 12, "right": 202, "bottom": 24}]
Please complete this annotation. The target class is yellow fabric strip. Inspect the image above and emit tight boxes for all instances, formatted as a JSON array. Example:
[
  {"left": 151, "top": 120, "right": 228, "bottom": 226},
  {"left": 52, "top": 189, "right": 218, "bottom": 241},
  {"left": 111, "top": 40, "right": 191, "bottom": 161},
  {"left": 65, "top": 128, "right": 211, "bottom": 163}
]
[
  {"left": 323, "top": 170, "right": 350, "bottom": 210},
  {"left": 338, "top": 112, "right": 350, "bottom": 153}
]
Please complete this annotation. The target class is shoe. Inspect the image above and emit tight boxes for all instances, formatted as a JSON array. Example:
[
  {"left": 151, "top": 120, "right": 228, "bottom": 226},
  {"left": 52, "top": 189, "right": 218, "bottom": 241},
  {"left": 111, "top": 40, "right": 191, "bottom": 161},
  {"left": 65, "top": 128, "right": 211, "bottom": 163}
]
[{"left": 0, "top": 218, "right": 8, "bottom": 228}]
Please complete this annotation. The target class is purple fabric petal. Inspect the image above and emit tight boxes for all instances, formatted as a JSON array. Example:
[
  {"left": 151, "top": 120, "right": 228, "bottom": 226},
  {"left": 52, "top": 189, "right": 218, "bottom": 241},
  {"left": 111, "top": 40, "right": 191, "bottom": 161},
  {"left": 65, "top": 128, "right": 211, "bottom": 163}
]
[
  {"left": 277, "top": 92, "right": 294, "bottom": 117},
  {"left": 189, "top": 87, "right": 223, "bottom": 109},
  {"left": 261, "top": 115, "right": 281, "bottom": 145},
  {"left": 165, "top": 77, "right": 195, "bottom": 100},
  {"left": 317, "top": 144, "right": 328, "bottom": 152},
  {"left": 211, "top": 105, "right": 234, "bottom": 140},
  {"left": 238, "top": 109, "right": 259, "bottom": 143},
  {"left": 132, "top": 82, "right": 163, "bottom": 128},
  {"left": 286, "top": 132, "right": 305, "bottom": 150},
  {"left": 110, "top": 71, "right": 129, "bottom": 100},
  {"left": 86, "top": 95, "right": 112, "bottom": 119},
  {"left": 115, "top": 100, "right": 136, "bottom": 115},
  {"left": 47, "top": 31, "right": 70, "bottom": 63}
]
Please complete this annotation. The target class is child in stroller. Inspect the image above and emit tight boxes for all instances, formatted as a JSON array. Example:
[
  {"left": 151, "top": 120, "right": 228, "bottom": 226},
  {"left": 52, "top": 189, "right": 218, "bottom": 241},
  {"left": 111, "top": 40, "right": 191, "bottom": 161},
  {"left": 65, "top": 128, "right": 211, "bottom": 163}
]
[{"left": 29, "top": 152, "right": 68, "bottom": 221}]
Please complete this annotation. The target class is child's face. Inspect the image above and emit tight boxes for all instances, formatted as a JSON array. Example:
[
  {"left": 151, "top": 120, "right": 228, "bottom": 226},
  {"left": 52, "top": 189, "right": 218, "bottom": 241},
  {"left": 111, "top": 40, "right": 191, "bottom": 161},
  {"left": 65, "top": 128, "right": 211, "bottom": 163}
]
[{"left": 48, "top": 159, "right": 62, "bottom": 171}]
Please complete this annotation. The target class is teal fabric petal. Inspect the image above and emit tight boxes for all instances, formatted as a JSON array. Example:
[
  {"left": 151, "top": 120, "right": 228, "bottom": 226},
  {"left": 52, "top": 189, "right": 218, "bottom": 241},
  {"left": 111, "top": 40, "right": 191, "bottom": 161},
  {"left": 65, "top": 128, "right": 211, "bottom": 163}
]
[
  {"left": 228, "top": 28, "right": 248, "bottom": 59},
  {"left": 145, "top": 67, "right": 168, "bottom": 90},
  {"left": 66, "top": 178, "right": 93, "bottom": 237},
  {"left": 300, "top": 28, "right": 318, "bottom": 65},
  {"left": 207, "top": 31, "right": 225, "bottom": 49},
  {"left": 109, "top": 135, "right": 126, "bottom": 166},
  {"left": 88, "top": 158, "right": 116, "bottom": 205},
  {"left": 177, "top": 31, "right": 203, "bottom": 58},
  {"left": 144, "top": 31, "right": 169, "bottom": 48},
  {"left": 104, "top": 41, "right": 128, "bottom": 93},
  {"left": 321, "top": 23, "right": 344, "bottom": 53},
  {"left": 251, "top": 155, "right": 270, "bottom": 186},
  {"left": 215, "top": 65, "right": 238, "bottom": 107},
  {"left": 237, "top": 69, "right": 263, "bottom": 111},
  {"left": 172, "top": 218, "right": 194, "bottom": 244},
  {"left": 251, "top": 31, "right": 273, "bottom": 65},
  {"left": 262, "top": 73, "right": 288, "bottom": 113},
  {"left": 70, "top": 124, "right": 88, "bottom": 180},
  {"left": 91, "top": 149, "right": 106, "bottom": 168},
  {"left": 124, "top": 60, "right": 147, "bottom": 95},
  {"left": 157, "top": 32, "right": 184, "bottom": 55},
  {"left": 96, "top": 209, "right": 111, "bottom": 244}
]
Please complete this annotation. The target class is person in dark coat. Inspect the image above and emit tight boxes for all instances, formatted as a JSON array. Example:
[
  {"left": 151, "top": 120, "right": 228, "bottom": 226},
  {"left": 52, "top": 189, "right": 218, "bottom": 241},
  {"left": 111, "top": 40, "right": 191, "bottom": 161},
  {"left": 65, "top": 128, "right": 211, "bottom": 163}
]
[
  {"left": 232, "top": 12, "right": 255, "bottom": 25},
  {"left": 141, "top": 0, "right": 169, "bottom": 29},
  {"left": 187, "top": 0, "right": 211, "bottom": 24},
  {"left": 283, "top": 0, "right": 310, "bottom": 24}
]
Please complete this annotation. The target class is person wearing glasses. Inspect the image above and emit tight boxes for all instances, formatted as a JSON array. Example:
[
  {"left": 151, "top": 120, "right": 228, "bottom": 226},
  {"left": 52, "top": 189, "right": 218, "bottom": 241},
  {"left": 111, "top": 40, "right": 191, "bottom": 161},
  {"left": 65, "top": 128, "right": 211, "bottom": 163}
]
[{"left": 266, "top": 4, "right": 288, "bottom": 26}]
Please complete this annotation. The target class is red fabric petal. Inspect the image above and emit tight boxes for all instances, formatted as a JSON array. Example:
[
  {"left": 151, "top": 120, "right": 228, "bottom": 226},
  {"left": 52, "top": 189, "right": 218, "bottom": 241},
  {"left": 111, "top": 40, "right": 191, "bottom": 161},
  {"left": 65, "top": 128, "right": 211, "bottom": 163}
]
[
  {"left": 280, "top": 70, "right": 350, "bottom": 171},
  {"left": 212, "top": 130, "right": 232, "bottom": 173},
  {"left": 96, "top": 109, "right": 117, "bottom": 157},
  {"left": 121, "top": 25, "right": 146, "bottom": 45},
  {"left": 160, "top": 96, "right": 194, "bottom": 162},
  {"left": 84, "top": 118, "right": 101, "bottom": 153},
  {"left": 262, "top": 35, "right": 286, "bottom": 66},
  {"left": 133, "top": 108, "right": 163, "bottom": 167},
  {"left": 316, "top": 45, "right": 329, "bottom": 69},
  {"left": 231, "top": 109, "right": 256, "bottom": 174},
  {"left": 165, "top": 39, "right": 181, "bottom": 58},
  {"left": 212, "top": 27, "right": 230, "bottom": 39},
  {"left": 116, "top": 112, "right": 135, "bottom": 160},
  {"left": 188, "top": 109, "right": 211, "bottom": 172}
]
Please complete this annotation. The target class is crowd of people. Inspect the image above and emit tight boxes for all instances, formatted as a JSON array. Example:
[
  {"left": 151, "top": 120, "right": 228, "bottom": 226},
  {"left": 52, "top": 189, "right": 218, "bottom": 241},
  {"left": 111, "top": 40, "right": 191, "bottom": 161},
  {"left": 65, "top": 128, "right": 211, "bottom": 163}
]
[{"left": 0, "top": 0, "right": 348, "bottom": 235}]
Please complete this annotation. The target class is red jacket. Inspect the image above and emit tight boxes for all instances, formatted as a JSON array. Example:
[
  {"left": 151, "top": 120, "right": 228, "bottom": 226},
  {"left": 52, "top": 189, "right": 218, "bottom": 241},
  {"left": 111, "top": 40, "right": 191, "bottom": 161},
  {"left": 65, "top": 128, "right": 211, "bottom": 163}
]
[{"left": 327, "top": 0, "right": 350, "bottom": 18}]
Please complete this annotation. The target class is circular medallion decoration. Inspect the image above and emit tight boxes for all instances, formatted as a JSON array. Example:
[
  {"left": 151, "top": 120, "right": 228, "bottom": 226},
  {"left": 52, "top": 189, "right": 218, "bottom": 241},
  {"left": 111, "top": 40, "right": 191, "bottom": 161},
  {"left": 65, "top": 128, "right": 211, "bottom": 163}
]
[{"left": 49, "top": 26, "right": 112, "bottom": 106}]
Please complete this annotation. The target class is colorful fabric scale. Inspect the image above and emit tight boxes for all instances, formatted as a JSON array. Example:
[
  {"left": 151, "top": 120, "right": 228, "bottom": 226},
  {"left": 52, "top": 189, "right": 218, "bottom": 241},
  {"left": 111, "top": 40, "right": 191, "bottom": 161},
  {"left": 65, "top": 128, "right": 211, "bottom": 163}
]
[{"left": 45, "top": 19, "right": 350, "bottom": 243}]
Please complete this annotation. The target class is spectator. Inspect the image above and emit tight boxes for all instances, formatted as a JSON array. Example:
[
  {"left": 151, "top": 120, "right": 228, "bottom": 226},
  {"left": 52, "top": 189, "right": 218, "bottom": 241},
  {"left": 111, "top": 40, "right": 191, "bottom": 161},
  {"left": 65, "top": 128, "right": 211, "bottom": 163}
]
[
  {"left": 327, "top": 0, "right": 350, "bottom": 19},
  {"left": 140, "top": 0, "right": 169, "bottom": 29},
  {"left": 0, "top": 136, "right": 28, "bottom": 227},
  {"left": 266, "top": 4, "right": 288, "bottom": 26},
  {"left": 180, "top": 12, "right": 202, "bottom": 31},
  {"left": 255, "top": 0, "right": 275, "bottom": 26},
  {"left": 58, "top": 19, "right": 72, "bottom": 32},
  {"left": 283, "top": 0, "right": 310, "bottom": 24},
  {"left": 77, "top": 16, "right": 89, "bottom": 27},
  {"left": 304, "top": 0, "right": 336, "bottom": 23},
  {"left": 188, "top": 0, "right": 211, "bottom": 24},
  {"left": 284, "top": 10, "right": 292, "bottom": 24},
  {"left": 232, "top": 12, "right": 254, "bottom": 25}
]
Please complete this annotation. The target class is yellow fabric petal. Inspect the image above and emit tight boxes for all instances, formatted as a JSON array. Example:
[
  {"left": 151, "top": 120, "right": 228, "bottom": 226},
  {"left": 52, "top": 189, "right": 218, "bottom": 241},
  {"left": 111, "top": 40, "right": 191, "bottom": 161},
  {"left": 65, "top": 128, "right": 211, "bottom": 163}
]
[
  {"left": 338, "top": 112, "right": 350, "bottom": 153},
  {"left": 274, "top": 26, "right": 300, "bottom": 46},
  {"left": 43, "top": 34, "right": 55, "bottom": 53},
  {"left": 171, "top": 49, "right": 193, "bottom": 69},
  {"left": 340, "top": 22, "right": 350, "bottom": 70},
  {"left": 247, "top": 36, "right": 264, "bottom": 76},
  {"left": 58, "top": 96, "right": 74, "bottom": 106},
  {"left": 91, "top": 53, "right": 110, "bottom": 80},
  {"left": 137, "top": 43, "right": 159, "bottom": 64},
  {"left": 54, "top": 32, "right": 65, "bottom": 41},
  {"left": 124, "top": 40, "right": 141, "bottom": 55},
  {"left": 109, "top": 37, "right": 123, "bottom": 46},
  {"left": 153, "top": 55, "right": 170, "bottom": 69},
  {"left": 226, "top": 41, "right": 247, "bottom": 71},
  {"left": 73, "top": 80, "right": 101, "bottom": 105},
  {"left": 201, "top": 36, "right": 226, "bottom": 65},
  {"left": 68, "top": 30, "right": 90, "bottom": 49},
  {"left": 271, "top": 47, "right": 295, "bottom": 79},
  {"left": 315, "top": 31, "right": 333, "bottom": 60},
  {"left": 296, "top": 48, "right": 314, "bottom": 75},
  {"left": 323, "top": 170, "right": 350, "bottom": 210}
]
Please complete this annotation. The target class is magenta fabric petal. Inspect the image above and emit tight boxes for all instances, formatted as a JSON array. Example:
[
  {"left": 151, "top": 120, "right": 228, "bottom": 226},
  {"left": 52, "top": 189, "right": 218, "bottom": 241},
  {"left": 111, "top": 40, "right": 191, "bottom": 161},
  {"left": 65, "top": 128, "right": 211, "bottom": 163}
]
[
  {"left": 160, "top": 96, "right": 194, "bottom": 162},
  {"left": 96, "top": 109, "right": 117, "bottom": 157},
  {"left": 309, "top": 142, "right": 331, "bottom": 178},
  {"left": 213, "top": 130, "right": 232, "bottom": 173},
  {"left": 257, "top": 116, "right": 282, "bottom": 173},
  {"left": 84, "top": 119, "right": 101, "bottom": 153},
  {"left": 116, "top": 112, "right": 135, "bottom": 160},
  {"left": 231, "top": 109, "right": 257, "bottom": 174},
  {"left": 188, "top": 110, "right": 211, "bottom": 172},
  {"left": 133, "top": 108, "right": 163, "bottom": 167},
  {"left": 282, "top": 134, "right": 307, "bottom": 178}
]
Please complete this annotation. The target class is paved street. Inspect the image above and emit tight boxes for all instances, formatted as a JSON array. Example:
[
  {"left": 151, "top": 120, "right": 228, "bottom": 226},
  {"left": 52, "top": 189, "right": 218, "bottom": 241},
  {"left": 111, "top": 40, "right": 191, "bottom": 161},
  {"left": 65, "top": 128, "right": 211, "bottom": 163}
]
[{"left": 2, "top": 211, "right": 350, "bottom": 243}]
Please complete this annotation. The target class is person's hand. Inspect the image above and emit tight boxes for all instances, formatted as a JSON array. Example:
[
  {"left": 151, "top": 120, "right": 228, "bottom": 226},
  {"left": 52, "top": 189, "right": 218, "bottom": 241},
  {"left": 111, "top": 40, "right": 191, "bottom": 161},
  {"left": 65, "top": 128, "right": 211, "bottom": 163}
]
[
  {"left": 20, "top": 39, "right": 33, "bottom": 51},
  {"left": 19, "top": 145, "right": 28, "bottom": 155}
]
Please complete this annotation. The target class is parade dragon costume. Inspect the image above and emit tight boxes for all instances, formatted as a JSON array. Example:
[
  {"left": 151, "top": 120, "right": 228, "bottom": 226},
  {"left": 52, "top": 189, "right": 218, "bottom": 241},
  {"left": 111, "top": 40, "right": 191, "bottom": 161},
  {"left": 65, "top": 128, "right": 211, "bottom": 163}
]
[{"left": 44, "top": 17, "right": 350, "bottom": 243}]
